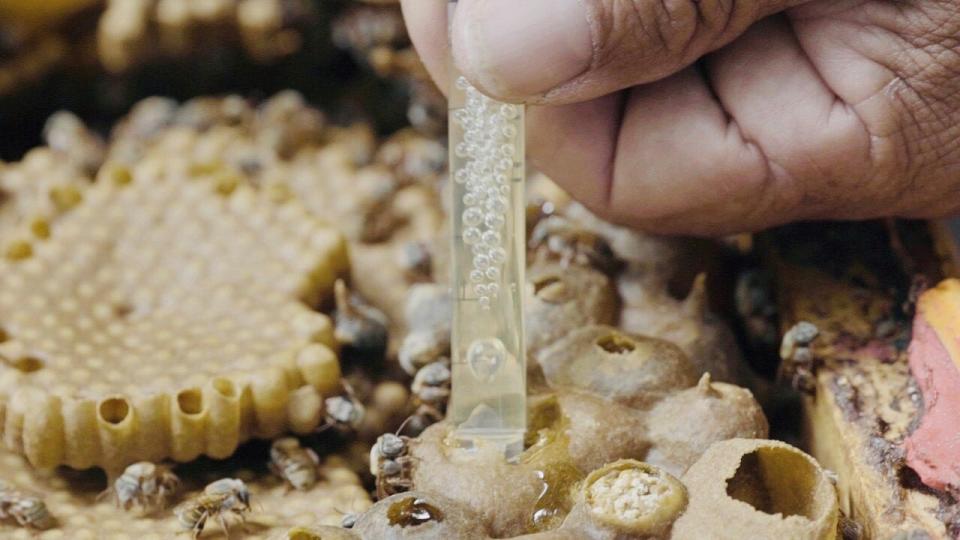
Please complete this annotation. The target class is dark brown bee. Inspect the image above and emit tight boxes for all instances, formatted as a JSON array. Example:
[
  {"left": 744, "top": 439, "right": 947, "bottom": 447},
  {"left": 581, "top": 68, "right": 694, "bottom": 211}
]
[
  {"left": 370, "top": 431, "right": 415, "bottom": 500},
  {"left": 734, "top": 269, "right": 779, "bottom": 350},
  {"left": 398, "top": 330, "right": 448, "bottom": 376},
  {"left": 355, "top": 177, "right": 402, "bottom": 243},
  {"left": 398, "top": 284, "right": 452, "bottom": 376},
  {"left": 529, "top": 215, "right": 620, "bottom": 274},
  {"left": 778, "top": 321, "right": 820, "bottom": 394},
  {"left": 324, "top": 396, "right": 366, "bottom": 432},
  {"left": 404, "top": 356, "right": 450, "bottom": 437},
  {"left": 0, "top": 482, "right": 55, "bottom": 530},
  {"left": 401, "top": 403, "right": 444, "bottom": 438},
  {"left": 175, "top": 478, "right": 251, "bottom": 539},
  {"left": 411, "top": 361, "right": 450, "bottom": 410},
  {"left": 333, "top": 280, "right": 389, "bottom": 363},
  {"left": 397, "top": 241, "right": 433, "bottom": 282},
  {"left": 319, "top": 381, "right": 366, "bottom": 435},
  {"left": 270, "top": 437, "right": 321, "bottom": 491},
  {"left": 175, "top": 492, "right": 244, "bottom": 539}
]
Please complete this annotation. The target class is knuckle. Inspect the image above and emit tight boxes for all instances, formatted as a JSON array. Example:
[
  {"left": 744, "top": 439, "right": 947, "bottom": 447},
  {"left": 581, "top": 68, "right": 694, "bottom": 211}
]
[
  {"left": 646, "top": 0, "right": 700, "bottom": 55},
  {"left": 647, "top": 0, "right": 740, "bottom": 52},
  {"left": 593, "top": 0, "right": 738, "bottom": 63},
  {"left": 583, "top": 0, "right": 745, "bottom": 85}
]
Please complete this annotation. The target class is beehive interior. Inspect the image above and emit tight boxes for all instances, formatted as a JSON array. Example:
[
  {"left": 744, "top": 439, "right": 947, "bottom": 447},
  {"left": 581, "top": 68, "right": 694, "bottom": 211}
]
[{"left": 0, "top": 442, "right": 371, "bottom": 540}]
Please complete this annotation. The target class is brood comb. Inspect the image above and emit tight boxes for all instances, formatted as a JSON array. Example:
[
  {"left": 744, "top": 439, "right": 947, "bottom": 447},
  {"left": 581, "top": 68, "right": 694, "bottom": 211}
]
[{"left": 0, "top": 160, "right": 348, "bottom": 471}]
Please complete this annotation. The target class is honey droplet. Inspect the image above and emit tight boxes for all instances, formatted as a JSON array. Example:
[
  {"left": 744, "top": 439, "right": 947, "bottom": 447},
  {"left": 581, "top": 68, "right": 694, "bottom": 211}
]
[{"left": 386, "top": 497, "right": 444, "bottom": 527}]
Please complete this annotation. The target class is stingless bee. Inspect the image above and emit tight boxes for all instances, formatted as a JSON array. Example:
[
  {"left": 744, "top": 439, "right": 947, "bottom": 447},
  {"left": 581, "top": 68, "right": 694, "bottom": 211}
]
[
  {"left": 269, "top": 437, "right": 321, "bottom": 491},
  {"left": 175, "top": 478, "right": 251, "bottom": 539},
  {"left": 323, "top": 394, "right": 366, "bottom": 432},
  {"left": 175, "top": 492, "right": 245, "bottom": 539},
  {"left": 318, "top": 381, "right": 366, "bottom": 435},
  {"left": 397, "top": 241, "right": 433, "bottom": 282},
  {"left": 370, "top": 428, "right": 415, "bottom": 500},
  {"left": 778, "top": 321, "right": 820, "bottom": 394},
  {"left": 203, "top": 478, "right": 251, "bottom": 512},
  {"left": 101, "top": 461, "right": 180, "bottom": 512},
  {"left": 529, "top": 215, "right": 619, "bottom": 274},
  {"left": 333, "top": 279, "right": 389, "bottom": 363},
  {"left": 402, "top": 403, "right": 444, "bottom": 437},
  {"left": 411, "top": 361, "right": 450, "bottom": 409},
  {"left": 0, "top": 481, "right": 55, "bottom": 530}
]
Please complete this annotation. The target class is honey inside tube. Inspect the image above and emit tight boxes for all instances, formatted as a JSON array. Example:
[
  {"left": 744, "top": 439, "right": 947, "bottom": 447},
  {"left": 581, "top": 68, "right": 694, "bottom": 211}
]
[{"left": 447, "top": 0, "right": 527, "bottom": 459}]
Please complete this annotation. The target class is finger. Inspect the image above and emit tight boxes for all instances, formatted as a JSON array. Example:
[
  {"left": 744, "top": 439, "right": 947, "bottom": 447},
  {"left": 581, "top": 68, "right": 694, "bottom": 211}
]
[
  {"left": 704, "top": 15, "right": 874, "bottom": 219},
  {"left": 451, "top": 0, "right": 813, "bottom": 105},
  {"left": 606, "top": 65, "right": 785, "bottom": 235},
  {"left": 578, "top": 16, "right": 876, "bottom": 235},
  {"left": 399, "top": 0, "right": 450, "bottom": 90},
  {"left": 526, "top": 94, "right": 625, "bottom": 212},
  {"left": 533, "top": 64, "right": 775, "bottom": 235}
]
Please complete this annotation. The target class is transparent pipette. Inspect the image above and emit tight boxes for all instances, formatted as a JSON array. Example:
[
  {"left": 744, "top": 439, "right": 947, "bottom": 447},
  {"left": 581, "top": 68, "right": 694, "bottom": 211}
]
[{"left": 447, "top": 0, "right": 527, "bottom": 459}]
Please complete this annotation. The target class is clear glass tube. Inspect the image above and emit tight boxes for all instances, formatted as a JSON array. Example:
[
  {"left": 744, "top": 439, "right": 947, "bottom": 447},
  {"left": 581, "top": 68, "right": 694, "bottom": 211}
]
[{"left": 447, "top": 1, "right": 526, "bottom": 459}]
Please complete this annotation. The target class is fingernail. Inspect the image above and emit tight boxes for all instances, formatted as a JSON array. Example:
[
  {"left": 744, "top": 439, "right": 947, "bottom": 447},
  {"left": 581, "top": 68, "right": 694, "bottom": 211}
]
[{"left": 453, "top": 0, "right": 593, "bottom": 98}]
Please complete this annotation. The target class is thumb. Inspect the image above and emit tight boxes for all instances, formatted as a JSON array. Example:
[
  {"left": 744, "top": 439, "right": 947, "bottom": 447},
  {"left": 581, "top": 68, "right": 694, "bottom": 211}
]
[{"left": 452, "top": 0, "right": 810, "bottom": 104}]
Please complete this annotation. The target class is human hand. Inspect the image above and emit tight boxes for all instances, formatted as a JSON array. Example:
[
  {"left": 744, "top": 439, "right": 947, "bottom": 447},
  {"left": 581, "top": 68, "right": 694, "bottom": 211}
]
[{"left": 400, "top": 0, "right": 960, "bottom": 235}]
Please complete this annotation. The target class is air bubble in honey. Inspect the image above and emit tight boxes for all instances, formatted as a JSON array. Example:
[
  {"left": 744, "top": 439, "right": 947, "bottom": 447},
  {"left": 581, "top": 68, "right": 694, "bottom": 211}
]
[{"left": 467, "top": 337, "right": 507, "bottom": 382}]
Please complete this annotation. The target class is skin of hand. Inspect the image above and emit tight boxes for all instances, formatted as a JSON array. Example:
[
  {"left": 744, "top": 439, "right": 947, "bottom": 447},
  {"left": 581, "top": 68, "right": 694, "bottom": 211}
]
[{"left": 400, "top": 0, "right": 960, "bottom": 235}]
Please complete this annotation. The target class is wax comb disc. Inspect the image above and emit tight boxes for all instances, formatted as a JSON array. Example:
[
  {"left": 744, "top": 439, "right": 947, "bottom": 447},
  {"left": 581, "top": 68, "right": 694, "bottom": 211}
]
[
  {"left": 0, "top": 447, "right": 371, "bottom": 539},
  {"left": 0, "top": 162, "right": 348, "bottom": 470},
  {"left": 0, "top": 148, "right": 90, "bottom": 257}
]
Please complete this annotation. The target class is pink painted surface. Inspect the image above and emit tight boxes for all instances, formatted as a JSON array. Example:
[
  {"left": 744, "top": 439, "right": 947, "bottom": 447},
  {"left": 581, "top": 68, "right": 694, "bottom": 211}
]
[{"left": 905, "top": 316, "right": 960, "bottom": 494}]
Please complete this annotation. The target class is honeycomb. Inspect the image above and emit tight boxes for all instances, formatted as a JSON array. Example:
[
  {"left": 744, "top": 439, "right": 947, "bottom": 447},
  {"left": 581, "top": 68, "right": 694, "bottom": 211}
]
[
  {"left": 97, "top": 0, "right": 317, "bottom": 72},
  {"left": 0, "top": 147, "right": 90, "bottom": 254},
  {"left": 104, "top": 93, "right": 444, "bottom": 347},
  {"left": 0, "top": 159, "right": 348, "bottom": 470},
  {"left": 0, "top": 447, "right": 371, "bottom": 539}
]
